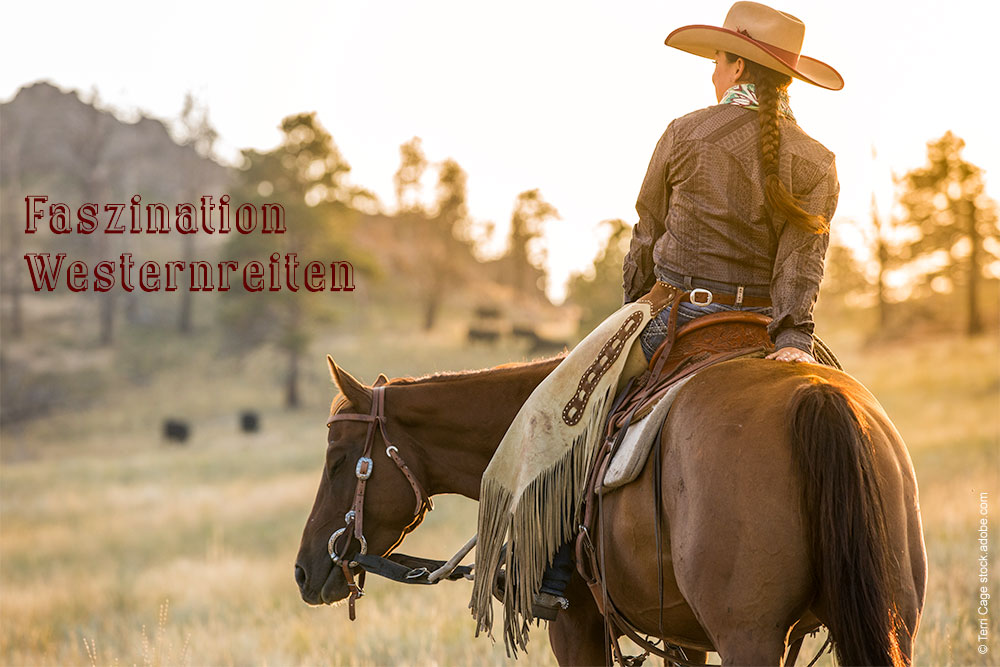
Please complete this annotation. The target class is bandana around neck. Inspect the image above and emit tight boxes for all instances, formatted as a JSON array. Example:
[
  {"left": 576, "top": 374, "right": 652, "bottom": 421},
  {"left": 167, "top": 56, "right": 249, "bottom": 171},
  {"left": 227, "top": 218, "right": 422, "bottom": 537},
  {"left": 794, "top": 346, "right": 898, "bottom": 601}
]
[{"left": 720, "top": 83, "right": 795, "bottom": 122}]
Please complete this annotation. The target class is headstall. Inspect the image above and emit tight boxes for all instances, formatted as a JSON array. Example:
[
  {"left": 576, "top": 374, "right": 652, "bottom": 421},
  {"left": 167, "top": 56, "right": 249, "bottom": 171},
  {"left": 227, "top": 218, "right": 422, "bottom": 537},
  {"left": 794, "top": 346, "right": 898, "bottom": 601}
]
[{"left": 326, "top": 383, "right": 434, "bottom": 619}]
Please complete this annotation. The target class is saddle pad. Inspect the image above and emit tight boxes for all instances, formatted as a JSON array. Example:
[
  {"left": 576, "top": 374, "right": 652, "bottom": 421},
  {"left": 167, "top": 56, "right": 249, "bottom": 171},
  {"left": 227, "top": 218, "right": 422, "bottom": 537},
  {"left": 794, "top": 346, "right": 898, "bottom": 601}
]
[{"left": 601, "top": 374, "right": 695, "bottom": 492}]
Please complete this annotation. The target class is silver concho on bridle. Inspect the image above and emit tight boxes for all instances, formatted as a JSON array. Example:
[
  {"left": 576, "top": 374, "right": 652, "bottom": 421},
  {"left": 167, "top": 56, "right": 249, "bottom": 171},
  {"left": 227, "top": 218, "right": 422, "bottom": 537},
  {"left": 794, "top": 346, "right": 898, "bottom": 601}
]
[{"left": 328, "top": 456, "right": 374, "bottom": 567}]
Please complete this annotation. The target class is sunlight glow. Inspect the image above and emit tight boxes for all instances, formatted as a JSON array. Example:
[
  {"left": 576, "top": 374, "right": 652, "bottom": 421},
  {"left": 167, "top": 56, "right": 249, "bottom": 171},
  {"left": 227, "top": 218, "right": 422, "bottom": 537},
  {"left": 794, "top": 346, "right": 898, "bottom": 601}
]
[{"left": 1, "top": 0, "right": 997, "bottom": 301}]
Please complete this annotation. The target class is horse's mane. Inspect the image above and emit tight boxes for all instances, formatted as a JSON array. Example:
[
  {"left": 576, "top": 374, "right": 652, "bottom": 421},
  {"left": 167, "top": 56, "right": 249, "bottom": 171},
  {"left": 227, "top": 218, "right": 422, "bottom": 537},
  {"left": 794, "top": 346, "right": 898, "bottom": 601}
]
[
  {"left": 327, "top": 354, "right": 564, "bottom": 420},
  {"left": 387, "top": 353, "right": 565, "bottom": 386}
]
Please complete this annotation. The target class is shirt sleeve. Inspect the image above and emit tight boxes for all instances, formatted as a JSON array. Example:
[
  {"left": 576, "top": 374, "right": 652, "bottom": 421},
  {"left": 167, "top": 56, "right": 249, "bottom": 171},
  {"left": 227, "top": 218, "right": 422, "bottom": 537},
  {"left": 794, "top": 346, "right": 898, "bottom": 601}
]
[
  {"left": 768, "top": 158, "right": 840, "bottom": 353},
  {"left": 623, "top": 125, "right": 674, "bottom": 303}
]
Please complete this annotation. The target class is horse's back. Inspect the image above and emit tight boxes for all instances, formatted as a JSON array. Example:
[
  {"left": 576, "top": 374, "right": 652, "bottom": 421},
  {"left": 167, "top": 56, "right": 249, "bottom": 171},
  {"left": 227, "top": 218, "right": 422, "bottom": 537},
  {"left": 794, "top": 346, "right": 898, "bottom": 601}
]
[{"left": 666, "top": 357, "right": 911, "bottom": 483}]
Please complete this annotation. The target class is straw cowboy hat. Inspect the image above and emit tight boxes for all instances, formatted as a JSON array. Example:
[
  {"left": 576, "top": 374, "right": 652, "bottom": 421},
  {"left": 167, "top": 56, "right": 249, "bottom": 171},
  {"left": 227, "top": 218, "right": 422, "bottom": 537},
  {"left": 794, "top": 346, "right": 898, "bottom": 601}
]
[{"left": 665, "top": 1, "right": 844, "bottom": 90}]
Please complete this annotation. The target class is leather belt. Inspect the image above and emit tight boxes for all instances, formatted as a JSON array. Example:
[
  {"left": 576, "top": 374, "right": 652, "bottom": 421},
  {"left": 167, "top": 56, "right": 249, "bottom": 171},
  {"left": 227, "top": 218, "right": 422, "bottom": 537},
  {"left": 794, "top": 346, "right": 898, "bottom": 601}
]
[
  {"left": 639, "top": 281, "right": 770, "bottom": 317},
  {"left": 689, "top": 287, "right": 772, "bottom": 308}
]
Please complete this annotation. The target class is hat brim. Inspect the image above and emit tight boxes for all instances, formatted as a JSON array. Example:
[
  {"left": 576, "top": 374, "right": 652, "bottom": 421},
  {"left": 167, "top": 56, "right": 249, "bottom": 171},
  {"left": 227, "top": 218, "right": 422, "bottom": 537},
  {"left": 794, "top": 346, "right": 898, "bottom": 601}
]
[{"left": 665, "top": 25, "right": 844, "bottom": 91}]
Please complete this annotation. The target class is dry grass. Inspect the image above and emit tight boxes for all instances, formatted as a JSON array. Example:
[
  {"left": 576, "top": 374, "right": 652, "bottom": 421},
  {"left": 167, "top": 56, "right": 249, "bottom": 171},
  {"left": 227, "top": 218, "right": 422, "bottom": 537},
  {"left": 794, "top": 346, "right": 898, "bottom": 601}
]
[{"left": 1, "top": 324, "right": 997, "bottom": 665}]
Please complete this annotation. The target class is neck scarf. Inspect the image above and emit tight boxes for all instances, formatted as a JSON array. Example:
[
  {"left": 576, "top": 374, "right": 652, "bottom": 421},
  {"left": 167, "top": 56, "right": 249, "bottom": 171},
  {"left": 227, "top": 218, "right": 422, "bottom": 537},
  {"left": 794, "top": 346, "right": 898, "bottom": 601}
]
[{"left": 720, "top": 83, "right": 795, "bottom": 122}]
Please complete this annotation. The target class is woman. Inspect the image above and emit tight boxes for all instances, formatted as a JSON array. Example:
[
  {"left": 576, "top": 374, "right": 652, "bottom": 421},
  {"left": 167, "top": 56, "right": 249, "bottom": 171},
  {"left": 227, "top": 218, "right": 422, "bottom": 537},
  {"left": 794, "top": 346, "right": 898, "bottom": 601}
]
[
  {"left": 473, "top": 2, "right": 845, "bottom": 632},
  {"left": 624, "top": 1, "right": 843, "bottom": 364}
]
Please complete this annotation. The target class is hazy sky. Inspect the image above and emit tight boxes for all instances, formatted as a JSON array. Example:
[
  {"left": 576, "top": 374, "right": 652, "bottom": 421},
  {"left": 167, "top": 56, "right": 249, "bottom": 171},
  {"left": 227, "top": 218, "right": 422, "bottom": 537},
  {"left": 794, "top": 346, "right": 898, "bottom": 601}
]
[{"left": 3, "top": 0, "right": 997, "bottom": 299}]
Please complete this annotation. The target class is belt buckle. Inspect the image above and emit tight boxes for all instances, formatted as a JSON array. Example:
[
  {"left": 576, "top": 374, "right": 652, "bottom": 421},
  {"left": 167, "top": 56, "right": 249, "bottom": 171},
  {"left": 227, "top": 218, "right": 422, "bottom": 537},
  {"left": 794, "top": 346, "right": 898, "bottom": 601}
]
[{"left": 689, "top": 288, "right": 713, "bottom": 306}]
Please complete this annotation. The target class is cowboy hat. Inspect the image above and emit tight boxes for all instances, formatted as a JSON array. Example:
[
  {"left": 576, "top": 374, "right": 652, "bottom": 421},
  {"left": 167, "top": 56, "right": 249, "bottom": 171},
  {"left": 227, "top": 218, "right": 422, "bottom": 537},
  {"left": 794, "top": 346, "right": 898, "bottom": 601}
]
[{"left": 665, "top": 1, "right": 844, "bottom": 90}]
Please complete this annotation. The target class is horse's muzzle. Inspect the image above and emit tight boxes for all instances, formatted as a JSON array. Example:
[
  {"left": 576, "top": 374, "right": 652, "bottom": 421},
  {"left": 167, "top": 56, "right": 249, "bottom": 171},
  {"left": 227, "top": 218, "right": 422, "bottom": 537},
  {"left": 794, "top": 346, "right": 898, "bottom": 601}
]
[{"left": 295, "top": 559, "right": 350, "bottom": 605}]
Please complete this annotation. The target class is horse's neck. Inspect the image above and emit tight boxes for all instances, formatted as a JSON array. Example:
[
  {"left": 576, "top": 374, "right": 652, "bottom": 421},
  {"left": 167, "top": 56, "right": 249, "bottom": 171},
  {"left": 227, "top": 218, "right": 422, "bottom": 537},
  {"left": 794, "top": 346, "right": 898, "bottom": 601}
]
[{"left": 388, "top": 357, "right": 560, "bottom": 499}]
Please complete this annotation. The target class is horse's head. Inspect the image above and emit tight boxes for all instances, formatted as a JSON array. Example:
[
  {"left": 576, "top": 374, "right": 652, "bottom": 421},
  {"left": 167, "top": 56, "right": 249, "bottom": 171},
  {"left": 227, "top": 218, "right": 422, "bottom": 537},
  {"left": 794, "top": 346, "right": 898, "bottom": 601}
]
[{"left": 294, "top": 356, "right": 431, "bottom": 605}]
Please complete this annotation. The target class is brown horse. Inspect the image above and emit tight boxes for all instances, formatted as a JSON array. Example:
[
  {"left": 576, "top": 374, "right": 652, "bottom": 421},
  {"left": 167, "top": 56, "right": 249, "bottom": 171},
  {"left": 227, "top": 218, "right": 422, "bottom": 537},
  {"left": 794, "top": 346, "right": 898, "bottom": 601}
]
[{"left": 295, "top": 354, "right": 926, "bottom": 666}]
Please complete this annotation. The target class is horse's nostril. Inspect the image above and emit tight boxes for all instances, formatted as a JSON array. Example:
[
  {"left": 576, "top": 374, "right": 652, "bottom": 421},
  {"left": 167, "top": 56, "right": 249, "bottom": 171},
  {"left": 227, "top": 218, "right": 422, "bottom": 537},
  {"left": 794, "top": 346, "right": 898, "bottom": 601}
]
[{"left": 294, "top": 564, "right": 308, "bottom": 590}]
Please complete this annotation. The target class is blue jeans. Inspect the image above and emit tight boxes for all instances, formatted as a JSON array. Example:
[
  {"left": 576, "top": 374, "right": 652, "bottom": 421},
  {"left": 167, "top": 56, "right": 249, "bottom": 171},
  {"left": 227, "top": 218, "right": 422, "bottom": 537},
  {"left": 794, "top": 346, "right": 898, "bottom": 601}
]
[{"left": 639, "top": 300, "right": 772, "bottom": 362}]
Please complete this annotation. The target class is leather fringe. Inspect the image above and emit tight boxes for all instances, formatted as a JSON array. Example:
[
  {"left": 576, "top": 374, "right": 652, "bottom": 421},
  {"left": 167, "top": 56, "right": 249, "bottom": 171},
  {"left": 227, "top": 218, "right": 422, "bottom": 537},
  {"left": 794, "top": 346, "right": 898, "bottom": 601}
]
[{"left": 471, "top": 388, "right": 613, "bottom": 655}]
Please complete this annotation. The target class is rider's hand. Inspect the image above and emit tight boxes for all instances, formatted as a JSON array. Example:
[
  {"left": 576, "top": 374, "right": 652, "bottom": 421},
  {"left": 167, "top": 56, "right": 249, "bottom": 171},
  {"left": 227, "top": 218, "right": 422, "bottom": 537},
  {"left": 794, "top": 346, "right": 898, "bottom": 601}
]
[{"left": 766, "top": 347, "right": 816, "bottom": 363}]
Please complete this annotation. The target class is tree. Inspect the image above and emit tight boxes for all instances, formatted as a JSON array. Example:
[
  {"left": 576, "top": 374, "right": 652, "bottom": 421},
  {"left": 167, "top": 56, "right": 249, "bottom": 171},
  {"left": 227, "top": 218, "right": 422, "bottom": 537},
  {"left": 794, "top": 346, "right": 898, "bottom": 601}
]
[
  {"left": 174, "top": 93, "right": 224, "bottom": 335},
  {"left": 818, "top": 148, "right": 902, "bottom": 335},
  {"left": 420, "top": 157, "right": 472, "bottom": 330},
  {"left": 870, "top": 193, "right": 893, "bottom": 328},
  {"left": 393, "top": 137, "right": 427, "bottom": 214},
  {"left": 388, "top": 140, "right": 476, "bottom": 330},
  {"left": 824, "top": 198, "right": 898, "bottom": 327},
  {"left": 174, "top": 93, "right": 219, "bottom": 158},
  {"left": 896, "top": 132, "right": 1000, "bottom": 335},
  {"left": 0, "top": 131, "right": 30, "bottom": 339},
  {"left": 220, "top": 113, "right": 366, "bottom": 408},
  {"left": 435, "top": 158, "right": 471, "bottom": 244},
  {"left": 389, "top": 137, "right": 429, "bottom": 311},
  {"left": 565, "top": 219, "right": 630, "bottom": 333},
  {"left": 505, "top": 189, "right": 558, "bottom": 298}
]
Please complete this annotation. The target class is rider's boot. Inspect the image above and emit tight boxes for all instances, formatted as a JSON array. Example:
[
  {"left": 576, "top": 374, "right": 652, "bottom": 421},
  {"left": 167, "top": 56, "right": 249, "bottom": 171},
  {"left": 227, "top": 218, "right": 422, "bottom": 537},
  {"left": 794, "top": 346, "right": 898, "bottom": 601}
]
[
  {"left": 533, "top": 542, "right": 573, "bottom": 620},
  {"left": 492, "top": 542, "right": 572, "bottom": 620}
]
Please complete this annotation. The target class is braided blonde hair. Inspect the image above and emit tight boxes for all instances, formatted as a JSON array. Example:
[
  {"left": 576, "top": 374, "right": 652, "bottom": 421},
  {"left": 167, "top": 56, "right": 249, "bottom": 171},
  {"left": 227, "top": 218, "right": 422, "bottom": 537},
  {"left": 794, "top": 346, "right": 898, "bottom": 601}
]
[{"left": 726, "top": 53, "right": 828, "bottom": 234}]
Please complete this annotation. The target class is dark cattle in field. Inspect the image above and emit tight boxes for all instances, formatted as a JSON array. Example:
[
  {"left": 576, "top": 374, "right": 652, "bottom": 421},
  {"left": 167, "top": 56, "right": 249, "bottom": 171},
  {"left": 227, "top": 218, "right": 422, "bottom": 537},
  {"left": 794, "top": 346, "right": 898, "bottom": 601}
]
[
  {"left": 511, "top": 324, "right": 536, "bottom": 340},
  {"left": 162, "top": 419, "right": 190, "bottom": 445},
  {"left": 528, "top": 332, "right": 569, "bottom": 355},
  {"left": 467, "top": 327, "right": 501, "bottom": 344},
  {"left": 473, "top": 306, "right": 502, "bottom": 320},
  {"left": 240, "top": 411, "right": 260, "bottom": 433}
]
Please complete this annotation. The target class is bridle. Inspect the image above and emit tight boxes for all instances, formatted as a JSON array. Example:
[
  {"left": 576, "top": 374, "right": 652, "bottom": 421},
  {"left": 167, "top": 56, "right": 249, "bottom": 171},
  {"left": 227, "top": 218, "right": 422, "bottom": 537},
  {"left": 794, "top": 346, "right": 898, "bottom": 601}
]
[{"left": 325, "top": 383, "right": 434, "bottom": 619}]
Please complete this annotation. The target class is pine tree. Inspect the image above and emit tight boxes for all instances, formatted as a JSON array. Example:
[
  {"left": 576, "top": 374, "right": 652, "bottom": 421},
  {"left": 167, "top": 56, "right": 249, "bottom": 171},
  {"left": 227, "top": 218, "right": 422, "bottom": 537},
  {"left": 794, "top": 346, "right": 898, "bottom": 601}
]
[
  {"left": 505, "top": 189, "right": 558, "bottom": 298},
  {"left": 896, "top": 132, "right": 999, "bottom": 335},
  {"left": 220, "top": 113, "right": 367, "bottom": 408}
]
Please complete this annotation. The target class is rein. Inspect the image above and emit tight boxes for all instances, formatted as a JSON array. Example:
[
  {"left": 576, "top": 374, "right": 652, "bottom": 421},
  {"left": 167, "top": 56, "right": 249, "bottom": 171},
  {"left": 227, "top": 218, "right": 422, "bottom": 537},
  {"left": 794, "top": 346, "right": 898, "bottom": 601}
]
[{"left": 326, "top": 384, "right": 436, "bottom": 619}]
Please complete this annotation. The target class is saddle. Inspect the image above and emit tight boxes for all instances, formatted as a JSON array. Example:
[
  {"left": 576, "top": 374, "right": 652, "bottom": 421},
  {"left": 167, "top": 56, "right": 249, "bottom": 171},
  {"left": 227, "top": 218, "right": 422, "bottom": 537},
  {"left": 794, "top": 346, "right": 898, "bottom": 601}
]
[{"left": 614, "top": 310, "right": 773, "bottom": 428}]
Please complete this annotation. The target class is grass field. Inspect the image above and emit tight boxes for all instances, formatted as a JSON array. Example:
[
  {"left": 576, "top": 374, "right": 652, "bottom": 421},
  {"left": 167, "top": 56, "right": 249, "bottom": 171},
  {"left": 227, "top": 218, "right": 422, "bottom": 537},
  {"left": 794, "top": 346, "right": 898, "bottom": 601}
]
[{"left": 1, "top": 321, "right": 998, "bottom": 665}]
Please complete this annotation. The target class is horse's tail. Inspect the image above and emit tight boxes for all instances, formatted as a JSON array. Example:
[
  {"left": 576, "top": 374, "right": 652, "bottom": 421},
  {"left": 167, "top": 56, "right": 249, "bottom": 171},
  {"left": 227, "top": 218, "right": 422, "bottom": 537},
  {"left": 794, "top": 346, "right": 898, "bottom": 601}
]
[{"left": 789, "top": 377, "right": 906, "bottom": 667}]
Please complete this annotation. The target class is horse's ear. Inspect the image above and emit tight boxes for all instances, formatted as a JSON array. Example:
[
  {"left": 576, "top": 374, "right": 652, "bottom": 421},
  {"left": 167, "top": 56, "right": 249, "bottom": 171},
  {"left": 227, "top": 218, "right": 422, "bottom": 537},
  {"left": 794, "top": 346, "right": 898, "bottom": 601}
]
[
  {"left": 326, "top": 355, "right": 373, "bottom": 413},
  {"left": 374, "top": 373, "right": 389, "bottom": 387}
]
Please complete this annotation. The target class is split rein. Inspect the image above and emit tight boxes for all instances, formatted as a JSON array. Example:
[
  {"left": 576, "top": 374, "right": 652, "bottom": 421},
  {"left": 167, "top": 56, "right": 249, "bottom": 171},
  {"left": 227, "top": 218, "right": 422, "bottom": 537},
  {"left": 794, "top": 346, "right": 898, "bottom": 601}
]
[{"left": 325, "top": 383, "right": 473, "bottom": 620}]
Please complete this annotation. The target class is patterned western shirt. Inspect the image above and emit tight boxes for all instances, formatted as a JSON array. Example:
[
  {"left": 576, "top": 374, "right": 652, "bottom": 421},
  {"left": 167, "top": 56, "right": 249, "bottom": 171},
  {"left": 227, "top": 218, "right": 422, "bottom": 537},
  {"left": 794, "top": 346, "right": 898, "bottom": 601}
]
[{"left": 622, "top": 104, "right": 839, "bottom": 353}]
